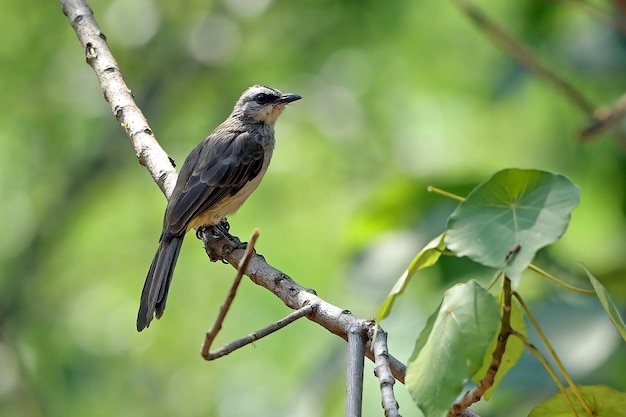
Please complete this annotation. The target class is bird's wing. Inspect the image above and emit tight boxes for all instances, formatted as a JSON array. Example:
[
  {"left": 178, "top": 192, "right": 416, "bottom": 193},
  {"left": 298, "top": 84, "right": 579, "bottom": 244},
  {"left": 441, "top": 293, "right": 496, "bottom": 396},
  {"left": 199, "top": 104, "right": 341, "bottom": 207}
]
[{"left": 163, "top": 128, "right": 265, "bottom": 235}]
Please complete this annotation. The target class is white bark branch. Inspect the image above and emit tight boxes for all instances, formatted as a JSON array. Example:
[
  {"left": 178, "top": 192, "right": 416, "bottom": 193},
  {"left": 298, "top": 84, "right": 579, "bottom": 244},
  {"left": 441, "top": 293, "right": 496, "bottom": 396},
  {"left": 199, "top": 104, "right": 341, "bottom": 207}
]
[
  {"left": 198, "top": 229, "right": 407, "bottom": 382},
  {"left": 59, "top": 0, "right": 177, "bottom": 197},
  {"left": 373, "top": 328, "right": 402, "bottom": 417},
  {"left": 346, "top": 324, "right": 366, "bottom": 417}
]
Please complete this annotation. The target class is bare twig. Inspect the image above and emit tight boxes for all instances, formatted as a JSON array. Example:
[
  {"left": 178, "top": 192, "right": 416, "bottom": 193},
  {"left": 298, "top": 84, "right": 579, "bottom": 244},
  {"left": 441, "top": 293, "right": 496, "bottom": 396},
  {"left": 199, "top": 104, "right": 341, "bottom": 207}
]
[
  {"left": 510, "top": 330, "right": 583, "bottom": 417},
  {"left": 372, "top": 327, "right": 402, "bottom": 417},
  {"left": 563, "top": 0, "right": 626, "bottom": 36},
  {"left": 512, "top": 292, "right": 593, "bottom": 415},
  {"left": 201, "top": 229, "right": 259, "bottom": 359},
  {"left": 580, "top": 93, "right": 626, "bottom": 141},
  {"left": 346, "top": 324, "right": 366, "bottom": 417},
  {"left": 59, "top": 0, "right": 177, "bottom": 197},
  {"left": 205, "top": 304, "right": 316, "bottom": 360},
  {"left": 448, "top": 277, "right": 513, "bottom": 417},
  {"left": 451, "top": 0, "right": 626, "bottom": 147},
  {"left": 451, "top": 0, "right": 595, "bottom": 115}
]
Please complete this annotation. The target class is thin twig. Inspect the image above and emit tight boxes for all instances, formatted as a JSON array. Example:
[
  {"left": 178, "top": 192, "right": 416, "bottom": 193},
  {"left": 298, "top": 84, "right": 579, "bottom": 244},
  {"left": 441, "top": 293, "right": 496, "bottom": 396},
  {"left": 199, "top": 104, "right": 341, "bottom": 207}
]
[
  {"left": 451, "top": 0, "right": 626, "bottom": 147},
  {"left": 346, "top": 324, "right": 366, "bottom": 417},
  {"left": 563, "top": 0, "right": 626, "bottom": 36},
  {"left": 580, "top": 92, "right": 626, "bottom": 142},
  {"left": 512, "top": 292, "right": 593, "bottom": 415},
  {"left": 201, "top": 229, "right": 259, "bottom": 359},
  {"left": 448, "top": 277, "right": 513, "bottom": 416},
  {"left": 372, "top": 327, "right": 402, "bottom": 417},
  {"left": 510, "top": 330, "right": 581, "bottom": 417},
  {"left": 451, "top": 0, "right": 596, "bottom": 116},
  {"left": 205, "top": 304, "right": 316, "bottom": 360}
]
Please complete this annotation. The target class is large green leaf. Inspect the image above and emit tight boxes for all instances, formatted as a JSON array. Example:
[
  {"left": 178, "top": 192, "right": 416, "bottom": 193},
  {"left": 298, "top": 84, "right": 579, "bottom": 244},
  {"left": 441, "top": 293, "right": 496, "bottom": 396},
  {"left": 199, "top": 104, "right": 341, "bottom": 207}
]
[
  {"left": 406, "top": 280, "right": 500, "bottom": 417},
  {"left": 445, "top": 169, "right": 580, "bottom": 282},
  {"left": 528, "top": 385, "right": 626, "bottom": 417},
  {"left": 471, "top": 295, "right": 526, "bottom": 400},
  {"left": 581, "top": 264, "right": 626, "bottom": 342},
  {"left": 376, "top": 233, "right": 446, "bottom": 321}
]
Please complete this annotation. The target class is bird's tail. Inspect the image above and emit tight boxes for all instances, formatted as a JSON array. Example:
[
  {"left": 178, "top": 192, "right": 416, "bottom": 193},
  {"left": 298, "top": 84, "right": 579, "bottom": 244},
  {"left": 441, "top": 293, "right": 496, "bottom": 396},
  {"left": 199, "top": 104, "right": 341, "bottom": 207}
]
[{"left": 136, "top": 235, "right": 184, "bottom": 331}]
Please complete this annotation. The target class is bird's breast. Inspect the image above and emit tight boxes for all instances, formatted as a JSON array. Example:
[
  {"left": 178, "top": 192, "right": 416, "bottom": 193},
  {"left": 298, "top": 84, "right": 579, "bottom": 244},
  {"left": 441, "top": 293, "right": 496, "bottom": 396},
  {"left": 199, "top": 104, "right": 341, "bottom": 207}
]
[{"left": 187, "top": 147, "right": 274, "bottom": 229}]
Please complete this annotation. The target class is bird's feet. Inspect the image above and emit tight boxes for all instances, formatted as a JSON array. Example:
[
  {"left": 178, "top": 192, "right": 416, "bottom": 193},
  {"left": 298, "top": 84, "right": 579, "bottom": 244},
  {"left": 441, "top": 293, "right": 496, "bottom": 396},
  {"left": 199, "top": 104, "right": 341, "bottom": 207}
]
[
  {"left": 196, "top": 219, "right": 244, "bottom": 262},
  {"left": 216, "top": 218, "right": 231, "bottom": 235}
]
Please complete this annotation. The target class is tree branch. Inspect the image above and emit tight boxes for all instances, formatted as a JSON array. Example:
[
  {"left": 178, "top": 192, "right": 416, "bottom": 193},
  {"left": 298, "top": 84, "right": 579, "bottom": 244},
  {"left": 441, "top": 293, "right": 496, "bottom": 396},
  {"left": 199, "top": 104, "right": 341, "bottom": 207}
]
[
  {"left": 372, "top": 327, "right": 402, "bottom": 417},
  {"left": 60, "top": 0, "right": 408, "bottom": 385},
  {"left": 451, "top": 0, "right": 626, "bottom": 148},
  {"left": 205, "top": 304, "right": 316, "bottom": 360},
  {"left": 580, "top": 92, "right": 626, "bottom": 141},
  {"left": 450, "top": 0, "right": 596, "bottom": 116},
  {"left": 346, "top": 324, "right": 366, "bottom": 417},
  {"left": 59, "top": 0, "right": 177, "bottom": 197},
  {"left": 198, "top": 229, "right": 408, "bottom": 383}
]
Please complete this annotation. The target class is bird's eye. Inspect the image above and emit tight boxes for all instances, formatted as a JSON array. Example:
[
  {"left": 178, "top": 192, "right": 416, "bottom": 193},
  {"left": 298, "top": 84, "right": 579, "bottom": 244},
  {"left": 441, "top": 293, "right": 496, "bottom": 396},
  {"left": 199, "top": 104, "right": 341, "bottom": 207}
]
[{"left": 255, "top": 93, "right": 274, "bottom": 105}]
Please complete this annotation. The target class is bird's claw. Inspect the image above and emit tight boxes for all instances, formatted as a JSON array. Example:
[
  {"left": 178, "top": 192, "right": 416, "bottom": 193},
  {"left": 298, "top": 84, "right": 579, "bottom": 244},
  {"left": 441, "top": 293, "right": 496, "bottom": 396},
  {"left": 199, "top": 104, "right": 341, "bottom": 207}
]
[{"left": 218, "top": 218, "right": 230, "bottom": 232}]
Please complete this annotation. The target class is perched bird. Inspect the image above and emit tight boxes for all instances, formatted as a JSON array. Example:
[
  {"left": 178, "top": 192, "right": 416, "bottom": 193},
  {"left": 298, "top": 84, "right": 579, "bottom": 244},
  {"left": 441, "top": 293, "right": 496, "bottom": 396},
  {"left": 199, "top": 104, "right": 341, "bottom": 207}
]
[{"left": 137, "top": 85, "right": 301, "bottom": 331}]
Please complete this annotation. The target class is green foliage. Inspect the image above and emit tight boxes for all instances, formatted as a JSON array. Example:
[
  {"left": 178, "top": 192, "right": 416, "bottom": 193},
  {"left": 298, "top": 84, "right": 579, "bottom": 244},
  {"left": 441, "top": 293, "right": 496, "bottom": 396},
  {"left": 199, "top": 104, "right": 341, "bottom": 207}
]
[
  {"left": 582, "top": 265, "right": 626, "bottom": 342},
  {"left": 446, "top": 169, "right": 580, "bottom": 283},
  {"left": 528, "top": 385, "right": 626, "bottom": 417},
  {"left": 380, "top": 169, "right": 623, "bottom": 416},
  {"left": 376, "top": 233, "right": 446, "bottom": 321},
  {"left": 405, "top": 280, "right": 500, "bottom": 417}
]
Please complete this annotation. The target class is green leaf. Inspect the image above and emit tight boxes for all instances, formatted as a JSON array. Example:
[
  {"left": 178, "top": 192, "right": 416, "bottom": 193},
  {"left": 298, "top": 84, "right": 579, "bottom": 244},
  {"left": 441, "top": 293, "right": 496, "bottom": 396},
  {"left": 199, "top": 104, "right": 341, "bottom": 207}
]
[
  {"left": 528, "top": 385, "right": 626, "bottom": 417},
  {"left": 376, "top": 233, "right": 446, "bottom": 321},
  {"left": 406, "top": 280, "right": 500, "bottom": 417},
  {"left": 581, "top": 264, "right": 626, "bottom": 342},
  {"left": 445, "top": 169, "right": 580, "bottom": 283},
  {"left": 471, "top": 295, "right": 526, "bottom": 400}
]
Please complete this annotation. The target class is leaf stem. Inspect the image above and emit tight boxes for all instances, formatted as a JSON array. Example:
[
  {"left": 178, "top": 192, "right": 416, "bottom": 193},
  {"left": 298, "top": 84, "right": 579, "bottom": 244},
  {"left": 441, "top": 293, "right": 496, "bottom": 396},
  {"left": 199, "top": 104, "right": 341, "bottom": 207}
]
[
  {"left": 486, "top": 271, "right": 503, "bottom": 291},
  {"left": 527, "top": 264, "right": 595, "bottom": 295},
  {"left": 512, "top": 292, "right": 593, "bottom": 416},
  {"left": 510, "top": 329, "right": 591, "bottom": 417},
  {"left": 427, "top": 186, "right": 465, "bottom": 202}
]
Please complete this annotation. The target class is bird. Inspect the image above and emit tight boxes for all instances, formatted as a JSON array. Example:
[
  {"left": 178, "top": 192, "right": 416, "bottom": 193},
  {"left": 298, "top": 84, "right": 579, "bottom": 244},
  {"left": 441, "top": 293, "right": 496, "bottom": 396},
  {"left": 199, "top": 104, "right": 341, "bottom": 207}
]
[{"left": 137, "top": 85, "right": 301, "bottom": 331}]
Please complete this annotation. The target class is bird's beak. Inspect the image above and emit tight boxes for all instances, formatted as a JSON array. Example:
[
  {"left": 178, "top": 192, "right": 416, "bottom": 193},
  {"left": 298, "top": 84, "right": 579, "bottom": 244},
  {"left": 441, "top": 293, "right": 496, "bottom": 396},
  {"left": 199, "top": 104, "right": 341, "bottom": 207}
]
[{"left": 277, "top": 93, "right": 302, "bottom": 104}]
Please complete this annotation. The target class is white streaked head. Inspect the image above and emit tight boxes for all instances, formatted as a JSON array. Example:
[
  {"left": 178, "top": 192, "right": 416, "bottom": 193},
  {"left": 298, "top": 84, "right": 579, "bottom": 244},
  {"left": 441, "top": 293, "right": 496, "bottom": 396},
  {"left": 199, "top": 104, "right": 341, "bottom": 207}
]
[{"left": 233, "top": 85, "right": 301, "bottom": 125}]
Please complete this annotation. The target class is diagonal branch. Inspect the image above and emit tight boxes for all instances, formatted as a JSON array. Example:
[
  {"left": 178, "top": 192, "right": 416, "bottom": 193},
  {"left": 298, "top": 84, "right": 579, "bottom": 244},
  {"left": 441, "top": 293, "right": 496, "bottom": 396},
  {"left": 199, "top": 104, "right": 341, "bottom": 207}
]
[
  {"left": 205, "top": 304, "right": 317, "bottom": 360},
  {"left": 59, "top": 0, "right": 177, "bottom": 197},
  {"left": 451, "top": 0, "right": 626, "bottom": 148},
  {"left": 450, "top": 0, "right": 595, "bottom": 116},
  {"left": 580, "top": 92, "right": 626, "bottom": 142}
]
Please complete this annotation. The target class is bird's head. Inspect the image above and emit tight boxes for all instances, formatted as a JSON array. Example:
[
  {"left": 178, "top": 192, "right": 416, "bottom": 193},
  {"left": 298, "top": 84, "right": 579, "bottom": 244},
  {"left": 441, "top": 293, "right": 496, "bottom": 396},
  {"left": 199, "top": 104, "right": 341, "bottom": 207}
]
[{"left": 233, "top": 85, "right": 301, "bottom": 125}]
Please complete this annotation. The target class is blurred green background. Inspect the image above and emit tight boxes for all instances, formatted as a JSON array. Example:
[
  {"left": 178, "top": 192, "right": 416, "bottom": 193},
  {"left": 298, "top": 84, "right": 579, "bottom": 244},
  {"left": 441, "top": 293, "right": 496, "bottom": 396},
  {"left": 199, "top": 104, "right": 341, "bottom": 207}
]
[{"left": 1, "top": 0, "right": 625, "bottom": 416}]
